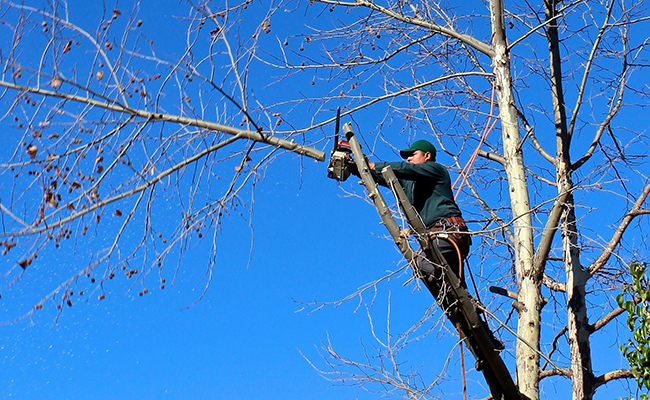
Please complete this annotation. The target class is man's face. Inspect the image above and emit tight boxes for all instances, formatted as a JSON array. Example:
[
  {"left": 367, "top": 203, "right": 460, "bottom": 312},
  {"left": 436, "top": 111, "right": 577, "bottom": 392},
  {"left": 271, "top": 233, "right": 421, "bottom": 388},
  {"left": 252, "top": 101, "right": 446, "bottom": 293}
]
[{"left": 407, "top": 150, "right": 431, "bottom": 164}]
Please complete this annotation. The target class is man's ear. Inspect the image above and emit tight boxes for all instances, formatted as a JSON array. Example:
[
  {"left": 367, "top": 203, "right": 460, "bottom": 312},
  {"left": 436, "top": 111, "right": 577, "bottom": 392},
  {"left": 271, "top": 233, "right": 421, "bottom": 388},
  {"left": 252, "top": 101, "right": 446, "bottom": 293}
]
[{"left": 424, "top": 152, "right": 432, "bottom": 161}]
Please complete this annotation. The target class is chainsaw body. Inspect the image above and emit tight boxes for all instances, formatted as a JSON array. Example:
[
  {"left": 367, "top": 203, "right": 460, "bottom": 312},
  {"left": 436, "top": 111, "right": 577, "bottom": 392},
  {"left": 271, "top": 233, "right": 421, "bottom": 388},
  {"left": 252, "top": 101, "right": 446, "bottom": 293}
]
[{"left": 327, "top": 140, "right": 354, "bottom": 181}]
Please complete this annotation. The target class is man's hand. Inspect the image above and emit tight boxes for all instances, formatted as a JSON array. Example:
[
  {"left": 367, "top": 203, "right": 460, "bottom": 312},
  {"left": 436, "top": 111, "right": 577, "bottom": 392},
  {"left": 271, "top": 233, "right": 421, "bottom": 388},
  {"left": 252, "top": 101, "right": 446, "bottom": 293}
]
[{"left": 399, "top": 229, "right": 411, "bottom": 239}]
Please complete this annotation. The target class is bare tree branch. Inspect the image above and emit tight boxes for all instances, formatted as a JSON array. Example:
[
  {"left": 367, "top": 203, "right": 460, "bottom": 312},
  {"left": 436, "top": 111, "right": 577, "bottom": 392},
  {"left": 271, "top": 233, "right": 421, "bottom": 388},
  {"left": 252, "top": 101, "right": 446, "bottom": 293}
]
[
  {"left": 313, "top": 0, "right": 495, "bottom": 56},
  {"left": 589, "top": 307, "right": 625, "bottom": 333},
  {"left": 589, "top": 180, "right": 650, "bottom": 277},
  {"left": 593, "top": 369, "right": 634, "bottom": 391},
  {"left": 516, "top": 109, "right": 555, "bottom": 165},
  {"left": 0, "top": 80, "right": 326, "bottom": 161},
  {"left": 566, "top": 0, "right": 617, "bottom": 145},
  {"left": 0, "top": 134, "right": 243, "bottom": 239},
  {"left": 539, "top": 368, "right": 571, "bottom": 379},
  {"left": 532, "top": 190, "right": 571, "bottom": 277},
  {"left": 543, "top": 274, "right": 566, "bottom": 292}
]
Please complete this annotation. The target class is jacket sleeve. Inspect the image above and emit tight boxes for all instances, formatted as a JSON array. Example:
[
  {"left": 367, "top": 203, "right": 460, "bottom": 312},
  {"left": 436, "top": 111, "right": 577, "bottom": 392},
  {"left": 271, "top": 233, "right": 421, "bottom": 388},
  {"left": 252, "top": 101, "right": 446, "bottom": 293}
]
[{"left": 375, "top": 161, "right": 444, "bottom": 182}]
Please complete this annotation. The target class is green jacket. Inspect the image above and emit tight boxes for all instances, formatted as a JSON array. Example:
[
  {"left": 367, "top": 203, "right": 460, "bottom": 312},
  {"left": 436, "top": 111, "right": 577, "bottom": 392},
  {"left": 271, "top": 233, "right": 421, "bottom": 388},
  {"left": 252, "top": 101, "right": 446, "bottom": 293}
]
[{"left": 370, "top": 160, "right": 462, "bottom": 228}]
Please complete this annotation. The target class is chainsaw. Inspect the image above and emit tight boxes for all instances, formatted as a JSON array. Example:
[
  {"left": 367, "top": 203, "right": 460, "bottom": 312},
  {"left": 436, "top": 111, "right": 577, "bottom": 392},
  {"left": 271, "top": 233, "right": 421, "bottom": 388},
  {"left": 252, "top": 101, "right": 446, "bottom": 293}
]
[{"left": 326, "top": 108, "right": 355, "bottom": 181}]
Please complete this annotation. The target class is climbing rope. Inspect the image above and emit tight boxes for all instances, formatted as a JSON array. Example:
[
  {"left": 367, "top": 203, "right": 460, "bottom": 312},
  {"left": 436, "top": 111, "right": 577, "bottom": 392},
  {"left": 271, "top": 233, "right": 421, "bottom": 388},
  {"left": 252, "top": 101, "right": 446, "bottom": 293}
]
[{"left": 453, "top": 82, "right": 498, "bottom": 200}]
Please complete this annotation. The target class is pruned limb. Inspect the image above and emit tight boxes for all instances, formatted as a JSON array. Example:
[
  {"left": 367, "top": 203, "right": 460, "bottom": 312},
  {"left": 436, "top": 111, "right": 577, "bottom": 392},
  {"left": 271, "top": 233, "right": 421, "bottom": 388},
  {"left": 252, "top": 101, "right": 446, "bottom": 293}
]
[{"left": 477, "top": 149, "right": 506, "bottom": 166}]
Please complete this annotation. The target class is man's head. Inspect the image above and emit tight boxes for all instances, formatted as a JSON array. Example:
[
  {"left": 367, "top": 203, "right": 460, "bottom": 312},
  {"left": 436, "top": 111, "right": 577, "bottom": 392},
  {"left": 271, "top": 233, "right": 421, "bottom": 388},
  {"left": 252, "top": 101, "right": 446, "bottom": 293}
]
[{"left": 400, "top": 140, "right": 436, "bottom": 164}]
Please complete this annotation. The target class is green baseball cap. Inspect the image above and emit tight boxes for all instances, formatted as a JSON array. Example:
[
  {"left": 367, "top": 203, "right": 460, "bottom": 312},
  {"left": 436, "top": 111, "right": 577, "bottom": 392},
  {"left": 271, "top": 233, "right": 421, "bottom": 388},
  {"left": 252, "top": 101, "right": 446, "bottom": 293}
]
[{"left": 399, "top": 140, "right": 437, "bottom": 160}]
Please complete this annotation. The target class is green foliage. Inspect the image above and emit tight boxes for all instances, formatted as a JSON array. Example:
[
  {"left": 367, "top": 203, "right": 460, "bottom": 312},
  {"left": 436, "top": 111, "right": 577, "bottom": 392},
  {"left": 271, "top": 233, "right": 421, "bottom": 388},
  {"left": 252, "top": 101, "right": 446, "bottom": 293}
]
[{"left": 618, "top": 262, "right": 650, "bottom": 400}]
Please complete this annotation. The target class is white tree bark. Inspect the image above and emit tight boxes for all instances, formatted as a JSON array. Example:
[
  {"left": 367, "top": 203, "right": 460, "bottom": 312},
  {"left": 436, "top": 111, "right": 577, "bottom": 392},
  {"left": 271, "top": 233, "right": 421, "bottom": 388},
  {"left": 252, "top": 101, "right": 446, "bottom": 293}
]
[{"left": 490, "top": 0, "right": 540, "bottom": 398}]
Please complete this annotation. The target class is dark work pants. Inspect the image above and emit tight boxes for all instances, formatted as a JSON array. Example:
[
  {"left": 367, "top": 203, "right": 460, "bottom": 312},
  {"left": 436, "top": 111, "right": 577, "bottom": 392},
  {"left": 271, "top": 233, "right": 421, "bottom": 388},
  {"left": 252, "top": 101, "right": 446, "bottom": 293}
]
[
  {"left": 415, "top": 236, "right": 465, "bottom": 282},
  {"left": 414, "top": 236, "right": 468, "bottom": 328},
  {"left": 413, "top": 235, "right": 503, "bottom": 351}
]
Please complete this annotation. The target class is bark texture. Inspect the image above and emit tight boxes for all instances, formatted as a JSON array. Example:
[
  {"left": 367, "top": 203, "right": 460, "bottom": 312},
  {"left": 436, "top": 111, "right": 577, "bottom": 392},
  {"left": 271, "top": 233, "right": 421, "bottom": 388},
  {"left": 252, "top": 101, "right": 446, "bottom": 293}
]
[
  {"left": 491, "top": 0, "right": 540, "bottom": 398},
  {"left": 544, "top": 0, "right": 595, "bottom": 396}
]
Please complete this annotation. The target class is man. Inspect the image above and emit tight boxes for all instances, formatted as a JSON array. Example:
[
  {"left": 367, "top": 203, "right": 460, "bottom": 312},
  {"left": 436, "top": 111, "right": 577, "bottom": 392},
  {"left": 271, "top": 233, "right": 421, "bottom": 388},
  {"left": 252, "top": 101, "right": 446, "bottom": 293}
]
[
  {"left": 364, "top": 139, "right": 471, "bottom": 281},
  {"left": 357, "top": 139, "right": 505, "bottom": 353}
]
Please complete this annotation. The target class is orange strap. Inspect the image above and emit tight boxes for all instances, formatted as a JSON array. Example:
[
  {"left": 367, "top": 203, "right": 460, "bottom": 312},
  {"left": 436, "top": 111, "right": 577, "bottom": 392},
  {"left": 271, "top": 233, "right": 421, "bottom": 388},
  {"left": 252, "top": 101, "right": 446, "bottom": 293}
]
[{"left": 453, "top": 82, "right": 497, "bottom": 200}]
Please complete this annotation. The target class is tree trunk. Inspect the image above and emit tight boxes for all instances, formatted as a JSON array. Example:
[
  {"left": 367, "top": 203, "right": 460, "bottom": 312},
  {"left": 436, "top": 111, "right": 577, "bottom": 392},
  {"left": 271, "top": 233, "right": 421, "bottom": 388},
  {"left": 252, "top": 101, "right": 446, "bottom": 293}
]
[
  {"left": 563, "top": 194, "right": 595, "bottom": 399},
  {"left": 544, "top": 0, "right": 595, "bottom": 397},
  {"left": 490, "top": 0, "right": 540, "bottom": 398}
]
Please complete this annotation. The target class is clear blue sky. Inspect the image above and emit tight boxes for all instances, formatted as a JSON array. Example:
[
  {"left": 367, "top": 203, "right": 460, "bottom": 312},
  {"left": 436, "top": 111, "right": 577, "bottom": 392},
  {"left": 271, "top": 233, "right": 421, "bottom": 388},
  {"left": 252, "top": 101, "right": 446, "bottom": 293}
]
[{"left": 0, "top": 0, "right": 645, "bottom": 399}]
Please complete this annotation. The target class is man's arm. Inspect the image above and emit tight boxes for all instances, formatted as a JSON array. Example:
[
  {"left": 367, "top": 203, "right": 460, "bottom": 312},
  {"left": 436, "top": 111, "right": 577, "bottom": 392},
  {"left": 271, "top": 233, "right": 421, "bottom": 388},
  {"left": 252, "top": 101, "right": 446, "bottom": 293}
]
[
  {"left": 375, "top": 161, "right": 444, "bottom": 181},
  {"left": 368, "top": 161, "right": 389, "bottom": 186},
  {"left": 356, "top": 160, "right": 443, "bottom": 186}
]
